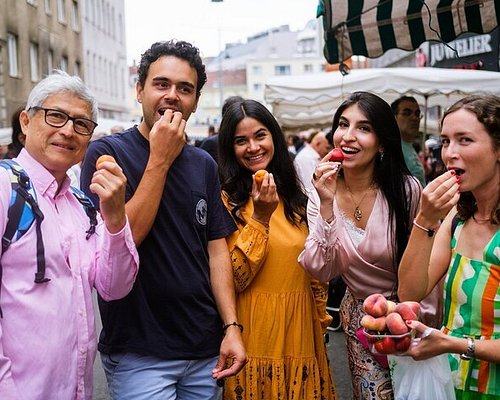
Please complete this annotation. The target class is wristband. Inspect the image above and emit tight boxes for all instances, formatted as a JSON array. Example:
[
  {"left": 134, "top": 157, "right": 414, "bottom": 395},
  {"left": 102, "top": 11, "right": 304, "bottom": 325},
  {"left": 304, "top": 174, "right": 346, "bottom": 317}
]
[
  {"left": 413, "top": 219, "right": 437, "bottom": 237},
  {"left": 223, "top": 322, "right": 244, "bottom": 333}
]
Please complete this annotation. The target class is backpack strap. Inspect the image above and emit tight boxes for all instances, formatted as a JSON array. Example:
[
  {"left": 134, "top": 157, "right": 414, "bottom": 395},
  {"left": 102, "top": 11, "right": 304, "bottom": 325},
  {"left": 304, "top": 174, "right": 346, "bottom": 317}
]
[
  {"left": 0, "top": 160, "right": 49, "bottom": 285},
  {"left": 70, "top": 186, "right": 97, "bottom": 240}
]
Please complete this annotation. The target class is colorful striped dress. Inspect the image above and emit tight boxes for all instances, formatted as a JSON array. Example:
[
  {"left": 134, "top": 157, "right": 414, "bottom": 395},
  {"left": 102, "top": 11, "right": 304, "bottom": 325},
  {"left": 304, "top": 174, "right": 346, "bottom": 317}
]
[{"left": 442, "top": 220, "right": 500, "bottom": 400}]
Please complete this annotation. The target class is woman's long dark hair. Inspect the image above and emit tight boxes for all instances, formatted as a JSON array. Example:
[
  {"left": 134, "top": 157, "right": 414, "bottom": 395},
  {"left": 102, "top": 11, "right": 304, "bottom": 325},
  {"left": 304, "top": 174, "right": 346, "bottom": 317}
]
[
  {"left": 218, "top": 99, "right": 307, "bottom": 226},
  {"left": 332, "top": 92, "right": 420, "bottom": 267},
  {"left": 442, "top": 95, "right": 500, "bottom": 224}
]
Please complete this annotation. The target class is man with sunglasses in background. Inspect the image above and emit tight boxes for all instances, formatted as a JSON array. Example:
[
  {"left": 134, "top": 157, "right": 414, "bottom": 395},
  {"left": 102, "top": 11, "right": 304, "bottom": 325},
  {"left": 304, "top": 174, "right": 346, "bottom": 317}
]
[
  {"left": 391, "top": 96, "right": 427, "bottom": 187},
  {"left": 0, "top": 70, "right": 139, "bottom": 399}
]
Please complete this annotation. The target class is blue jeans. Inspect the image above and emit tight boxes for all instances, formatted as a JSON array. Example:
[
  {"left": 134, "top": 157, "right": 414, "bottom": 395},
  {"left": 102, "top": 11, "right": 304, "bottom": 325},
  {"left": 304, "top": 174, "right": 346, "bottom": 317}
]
[{"left": 100, "top": 352, "right": 222, "bottom": 400}]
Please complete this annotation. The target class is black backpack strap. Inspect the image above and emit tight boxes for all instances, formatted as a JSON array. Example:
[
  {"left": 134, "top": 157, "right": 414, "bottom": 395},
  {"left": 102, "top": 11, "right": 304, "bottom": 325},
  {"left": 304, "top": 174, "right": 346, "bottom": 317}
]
[
  {"left": 0, "top": 161, "right": 49, "bottom": 318},
  {"left": 70, "top": 186, "right": 97, "bottom": 240},
  {"left": 10, "top": 167, "right": 49, "bottom": 284}
]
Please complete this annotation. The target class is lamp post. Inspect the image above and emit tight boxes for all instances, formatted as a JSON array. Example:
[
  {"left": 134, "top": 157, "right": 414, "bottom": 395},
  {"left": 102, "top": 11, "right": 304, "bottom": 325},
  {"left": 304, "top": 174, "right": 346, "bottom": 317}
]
[{"left": 212, "top": 0, "right": 224, "bottom": 121}]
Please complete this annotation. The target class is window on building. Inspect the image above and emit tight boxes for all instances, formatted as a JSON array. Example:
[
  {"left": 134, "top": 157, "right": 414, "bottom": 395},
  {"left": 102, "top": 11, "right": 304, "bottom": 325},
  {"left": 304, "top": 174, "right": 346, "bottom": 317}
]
[
  {"left": 60, "top": 56, "right": 68, "bottom": 72},
  {"left": 48, "top": 50, "right": 54, "bottom": 72},
  {"left": 45, "top": 0, "right": 51, "bottom": 14},
  {"left": 58, "top": 0, "right": 66, "bottom": 23},
  {"left": 252, "top": 65, "right": 262, "bottom": 75},
  {"left": 71, "top": 0, "right": 79, "bottom": 30},
  {"left": 111, "top": 6, "right": 116, "bottom": 37},
  {"left": 30, "top": 42, "right": 39, "bottom": 82},
  {"left": 274, "top": 65, "right": 290, "bottom": 76},
  {"left": 304, "top": 64, "right": 313, "bottom": 73},
  {"left": 74, "top": 61, "right": 80, "bottom": 77},
  {"left": 7, "top": 33, "right": 19, "bottom": 77},
  {"left": 253, "top": 83, "right": 262, "bottom": 91}
]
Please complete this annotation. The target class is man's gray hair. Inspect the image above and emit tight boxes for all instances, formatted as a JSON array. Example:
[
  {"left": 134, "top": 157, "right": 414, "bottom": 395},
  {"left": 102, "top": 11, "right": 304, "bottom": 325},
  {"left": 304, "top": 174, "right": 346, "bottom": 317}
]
[{"left": 25, "top": 70, "right": 98, "bottom": 121}]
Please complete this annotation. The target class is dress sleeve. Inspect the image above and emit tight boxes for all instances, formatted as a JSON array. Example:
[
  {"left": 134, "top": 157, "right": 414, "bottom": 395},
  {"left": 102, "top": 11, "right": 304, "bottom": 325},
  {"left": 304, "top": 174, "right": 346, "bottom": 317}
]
[
  {"left": 298, "top": 189, "right": 349, "bottom": 282},
  {"left": 310, "top": 279, "right": 333, "bottom": 332},
  {"left": 221, "top": 194, "right": 270, "bottom": 292},
  {"left": 226, "top": 216, "right": 269, "bottom": 292}
]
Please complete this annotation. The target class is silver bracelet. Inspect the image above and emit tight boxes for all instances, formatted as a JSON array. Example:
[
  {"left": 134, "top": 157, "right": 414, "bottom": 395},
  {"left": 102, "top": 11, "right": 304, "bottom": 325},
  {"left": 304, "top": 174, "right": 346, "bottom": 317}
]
[{"left": 460, "top": 337, "right": 476, "bottom": 360}]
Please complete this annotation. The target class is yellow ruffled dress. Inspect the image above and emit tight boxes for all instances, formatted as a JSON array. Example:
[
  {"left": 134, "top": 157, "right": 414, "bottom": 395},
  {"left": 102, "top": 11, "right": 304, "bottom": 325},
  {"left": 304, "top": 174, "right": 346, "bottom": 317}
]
[{"left": 222, "top": 194, "right": 336, "bottom": 400}]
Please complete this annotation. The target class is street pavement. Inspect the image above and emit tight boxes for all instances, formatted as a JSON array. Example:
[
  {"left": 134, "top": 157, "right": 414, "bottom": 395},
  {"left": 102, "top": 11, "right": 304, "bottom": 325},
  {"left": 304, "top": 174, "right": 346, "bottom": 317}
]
[{"left": 92, "top": 329, "right": 353, "bottom": 400}]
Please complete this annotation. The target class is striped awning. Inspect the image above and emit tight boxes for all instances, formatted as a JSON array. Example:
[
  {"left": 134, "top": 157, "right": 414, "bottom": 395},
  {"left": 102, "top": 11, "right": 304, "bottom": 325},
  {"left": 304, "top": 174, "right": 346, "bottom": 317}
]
[{"left": 320, "top": 0, "right": 500, "bottom": 64}]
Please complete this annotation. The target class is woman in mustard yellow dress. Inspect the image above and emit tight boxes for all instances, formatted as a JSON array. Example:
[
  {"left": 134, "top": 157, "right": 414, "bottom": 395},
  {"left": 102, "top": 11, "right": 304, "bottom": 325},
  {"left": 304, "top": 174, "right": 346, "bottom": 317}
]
[{"left": 217, "top": 98, "right": 336, "bottom": 400}]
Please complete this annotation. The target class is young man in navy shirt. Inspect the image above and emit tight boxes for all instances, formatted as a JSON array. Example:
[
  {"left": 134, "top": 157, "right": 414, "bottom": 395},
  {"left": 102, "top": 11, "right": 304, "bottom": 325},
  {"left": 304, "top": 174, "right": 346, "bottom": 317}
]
[{"left": 81, "top": 40, "right": 246, "bottom": 400}]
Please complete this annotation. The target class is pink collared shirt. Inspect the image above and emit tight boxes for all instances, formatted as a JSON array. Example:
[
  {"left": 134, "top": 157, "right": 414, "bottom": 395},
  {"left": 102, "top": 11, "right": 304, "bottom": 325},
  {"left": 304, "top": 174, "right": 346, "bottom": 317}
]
[{"left": 0, "top": 150, "right": 139, "bottom": 400}]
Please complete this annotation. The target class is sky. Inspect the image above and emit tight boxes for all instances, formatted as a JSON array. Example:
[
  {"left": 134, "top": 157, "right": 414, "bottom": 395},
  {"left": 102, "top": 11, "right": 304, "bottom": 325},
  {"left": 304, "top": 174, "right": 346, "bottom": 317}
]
[{"left": 124, "top": 0, "right": 320, "bottom": 64}]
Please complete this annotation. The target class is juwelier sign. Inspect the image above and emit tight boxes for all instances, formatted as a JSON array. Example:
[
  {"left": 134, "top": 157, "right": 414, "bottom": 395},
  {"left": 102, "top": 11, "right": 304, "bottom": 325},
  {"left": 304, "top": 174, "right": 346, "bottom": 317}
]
[{"left": 428, "top": 29, "right": 499, "bottom": 71}]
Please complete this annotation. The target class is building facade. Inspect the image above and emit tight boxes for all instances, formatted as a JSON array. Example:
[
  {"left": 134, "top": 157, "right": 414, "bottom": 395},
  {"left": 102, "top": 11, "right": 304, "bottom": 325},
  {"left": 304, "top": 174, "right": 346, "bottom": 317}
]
[
  {"left": 198, "top": 20, "right": 326, "bottom": 127},
  {"left": 0, "top": 0, "right": 83, "bottom": 128},
  {"left": 81, "top": 0, "right": 129, "bottom": 124}
]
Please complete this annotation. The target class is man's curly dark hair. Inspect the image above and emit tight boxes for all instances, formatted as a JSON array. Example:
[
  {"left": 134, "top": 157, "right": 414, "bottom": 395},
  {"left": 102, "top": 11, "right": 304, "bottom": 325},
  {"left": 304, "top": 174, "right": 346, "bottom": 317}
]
[{"left": 137, "top": 40, "right": 207, "bottom": 96}]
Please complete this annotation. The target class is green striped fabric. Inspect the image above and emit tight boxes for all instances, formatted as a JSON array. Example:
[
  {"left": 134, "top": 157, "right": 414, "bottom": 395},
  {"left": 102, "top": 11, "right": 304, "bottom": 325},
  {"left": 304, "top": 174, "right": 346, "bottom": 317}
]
[
  {"left": 319, "top": 0, "right": 500, "bottom": 64},
  {"left": 443, "top": 221, "right": 500, "bottom": 399}
]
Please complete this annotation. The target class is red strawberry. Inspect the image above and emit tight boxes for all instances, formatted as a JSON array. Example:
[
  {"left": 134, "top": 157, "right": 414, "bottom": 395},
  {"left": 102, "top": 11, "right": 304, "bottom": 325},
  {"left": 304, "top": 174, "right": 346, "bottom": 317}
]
[{"left": 329, "top": 148, "right": 344, "bottom": 162}]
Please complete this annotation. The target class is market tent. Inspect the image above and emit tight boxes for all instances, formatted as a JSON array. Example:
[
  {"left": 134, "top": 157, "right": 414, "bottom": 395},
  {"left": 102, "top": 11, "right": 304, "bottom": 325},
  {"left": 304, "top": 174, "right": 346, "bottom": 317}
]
[
  {"left": 264, "top": 67, "right": 500, "bottom": 130},
  {"left": 320, "top": 0, "right": 500, "bottom": 64}
]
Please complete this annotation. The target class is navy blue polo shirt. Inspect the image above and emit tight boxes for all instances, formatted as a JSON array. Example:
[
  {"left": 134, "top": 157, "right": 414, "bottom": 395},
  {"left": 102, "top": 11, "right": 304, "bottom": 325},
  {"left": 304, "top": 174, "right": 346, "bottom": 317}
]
[{"left": 80, "top": 127, "right": 236, "bottom": 360}]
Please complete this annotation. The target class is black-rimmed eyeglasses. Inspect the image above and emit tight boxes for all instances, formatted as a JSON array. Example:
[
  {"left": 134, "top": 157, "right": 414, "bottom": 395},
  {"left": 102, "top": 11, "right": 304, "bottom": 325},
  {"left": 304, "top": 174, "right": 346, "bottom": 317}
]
[{"left": 29, "top": 107, "right": 98, "bottom": 136}]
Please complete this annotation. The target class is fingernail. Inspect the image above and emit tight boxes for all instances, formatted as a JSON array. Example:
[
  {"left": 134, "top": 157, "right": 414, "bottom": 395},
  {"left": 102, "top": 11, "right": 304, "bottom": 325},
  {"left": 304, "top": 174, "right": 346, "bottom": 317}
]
[{"left": 450, "top": 170, "right": 456, "bottom": 176}]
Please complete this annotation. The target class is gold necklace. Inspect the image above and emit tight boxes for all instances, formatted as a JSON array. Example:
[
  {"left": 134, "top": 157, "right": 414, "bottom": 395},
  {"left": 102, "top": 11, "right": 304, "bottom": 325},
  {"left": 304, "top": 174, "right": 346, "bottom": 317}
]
[{"left": 344, "top": 181, "right": 374, "bottom": 221}]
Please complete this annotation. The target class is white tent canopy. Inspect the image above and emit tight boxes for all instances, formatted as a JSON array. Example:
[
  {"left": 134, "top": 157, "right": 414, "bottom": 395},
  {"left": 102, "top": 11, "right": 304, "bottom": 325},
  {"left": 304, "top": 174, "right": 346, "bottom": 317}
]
[{"left": 264, "top": 67, "right": 500, "bottom": 131}]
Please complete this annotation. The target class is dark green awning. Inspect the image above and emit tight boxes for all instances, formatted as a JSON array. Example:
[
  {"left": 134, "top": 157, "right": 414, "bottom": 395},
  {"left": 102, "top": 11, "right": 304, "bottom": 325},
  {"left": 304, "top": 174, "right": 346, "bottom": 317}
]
[{"left": 320, "top": 0, "right": 500, "bottom": 64}]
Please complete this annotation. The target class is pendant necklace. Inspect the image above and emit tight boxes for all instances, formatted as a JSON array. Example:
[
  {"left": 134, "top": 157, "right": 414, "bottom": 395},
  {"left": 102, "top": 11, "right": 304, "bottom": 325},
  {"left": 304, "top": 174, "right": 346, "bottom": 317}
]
[{"left": 344, "top": 181, "right": 374, "bottom": 221}]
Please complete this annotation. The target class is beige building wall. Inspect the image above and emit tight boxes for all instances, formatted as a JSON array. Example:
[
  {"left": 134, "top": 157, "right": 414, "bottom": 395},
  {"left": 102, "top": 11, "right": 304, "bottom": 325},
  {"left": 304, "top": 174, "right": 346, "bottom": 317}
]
[{"left": 0, "top": 0, "right": 83, "bottom": 129}]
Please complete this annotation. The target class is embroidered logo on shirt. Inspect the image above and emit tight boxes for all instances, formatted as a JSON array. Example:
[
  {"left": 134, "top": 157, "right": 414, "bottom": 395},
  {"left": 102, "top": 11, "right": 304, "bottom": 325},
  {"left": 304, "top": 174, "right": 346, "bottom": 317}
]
[{"left": 196, "top": 199, "right": 207, "bottom": 226}]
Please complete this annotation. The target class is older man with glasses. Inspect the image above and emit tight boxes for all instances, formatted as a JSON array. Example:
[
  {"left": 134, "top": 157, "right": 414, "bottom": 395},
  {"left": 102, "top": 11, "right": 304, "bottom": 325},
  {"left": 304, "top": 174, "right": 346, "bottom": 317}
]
[
  {"left": 0, "top": 70, "right": 139, "bottom": 399},
  {"left": 391, "top": 96, "right": 427, "bottom": 187}
]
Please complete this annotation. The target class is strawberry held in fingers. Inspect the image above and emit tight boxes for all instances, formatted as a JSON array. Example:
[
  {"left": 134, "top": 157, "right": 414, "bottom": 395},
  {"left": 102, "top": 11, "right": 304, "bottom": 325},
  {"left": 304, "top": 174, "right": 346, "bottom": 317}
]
[{"left": 329, "top": 148, "right": 345, "bottom": 162}]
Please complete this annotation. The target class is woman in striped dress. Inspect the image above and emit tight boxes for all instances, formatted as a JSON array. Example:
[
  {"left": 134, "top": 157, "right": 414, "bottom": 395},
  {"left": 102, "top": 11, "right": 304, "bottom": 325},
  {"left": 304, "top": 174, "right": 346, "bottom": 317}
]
[{"left": 398, "top": 95, "right": 500, "bottom": 399}]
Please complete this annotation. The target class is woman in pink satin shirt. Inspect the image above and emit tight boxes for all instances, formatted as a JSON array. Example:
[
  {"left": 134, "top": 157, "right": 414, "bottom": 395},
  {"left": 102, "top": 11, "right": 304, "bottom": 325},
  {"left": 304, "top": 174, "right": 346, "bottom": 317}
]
[
  {"left": 298, "top": 92, "right": 422, "bottom": 399},
  {"left": 0, "top": 71, "right": 139, "bottom": 399}
]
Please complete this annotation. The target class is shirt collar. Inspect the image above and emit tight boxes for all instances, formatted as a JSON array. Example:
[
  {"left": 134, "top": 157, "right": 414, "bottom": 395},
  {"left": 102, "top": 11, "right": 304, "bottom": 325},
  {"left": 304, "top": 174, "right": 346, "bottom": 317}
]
[{"left": 16, "top": 149, "right": 72, "bottom": 199}]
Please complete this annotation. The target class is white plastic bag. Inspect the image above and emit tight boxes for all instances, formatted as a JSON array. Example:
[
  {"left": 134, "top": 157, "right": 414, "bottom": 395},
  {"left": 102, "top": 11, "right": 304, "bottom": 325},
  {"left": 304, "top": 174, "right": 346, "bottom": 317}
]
[{"left": 388, "top": 354, "right": 456, "bottom": 400}]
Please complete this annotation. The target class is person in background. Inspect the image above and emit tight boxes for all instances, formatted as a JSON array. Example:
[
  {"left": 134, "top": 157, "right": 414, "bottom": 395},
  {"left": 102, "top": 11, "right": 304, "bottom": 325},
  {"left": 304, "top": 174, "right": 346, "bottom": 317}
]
[
  {"left": 199, "top": 124, "right": 219, "bottom": 162},
  {"left": 0, "top": 70, "right": 139, "bottom": 399},
  {"left": 80, "top": 40, "right": 246, "bottom": 400},
  {"left": 4, "top": 105, "right": 26, "bottom": 159},
  {"left": 398, "top": 95, "right": 500, "bottom": 399},
  {"left": 391, "top": 96, "right": 426, "bottom": 187},
  {"left": 110, "top": 125, "right": 124, "bottom": 134},
  {"left": 294, "top": 130, "right": 331, "bottom": 192},
  {"left": 298, "top": 92, "right": 424, "bottom": 399},
  {"left": 200, "top": 97, "right": 244, "bottom": 164},
  {"left": 218, "top": 98, "right": 336, "bottom": 399}
]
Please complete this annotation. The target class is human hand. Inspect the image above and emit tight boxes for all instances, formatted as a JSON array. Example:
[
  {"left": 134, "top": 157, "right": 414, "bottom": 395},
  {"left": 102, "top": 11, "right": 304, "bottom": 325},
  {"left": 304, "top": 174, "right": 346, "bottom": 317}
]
[
  {"left": 148, "top": 110, "right": 186, "bottom": 169},
  {"left": 417, "top": 170, "right": 460, "bottom": 227},
  {"left": 404, "top": 320, "right": 448, "bottom": 361},
  {"left": 90, "top": 158, "right": 127, "bottom": 233},
  {"left": 212, "top": 328, "right": 247, "bottom": 380},
  {"left": 312, "top": 151, "right": 342, "bottom": 204},
  {"left": 251, "top": 172, "right": 279, "bottom": 224}
]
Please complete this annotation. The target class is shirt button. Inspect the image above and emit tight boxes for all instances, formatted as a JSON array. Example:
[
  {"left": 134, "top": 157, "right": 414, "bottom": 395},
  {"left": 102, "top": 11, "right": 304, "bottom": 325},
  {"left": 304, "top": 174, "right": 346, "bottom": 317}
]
[{"left": 80, "top": 347, "right": 85, "bottom": 354}]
